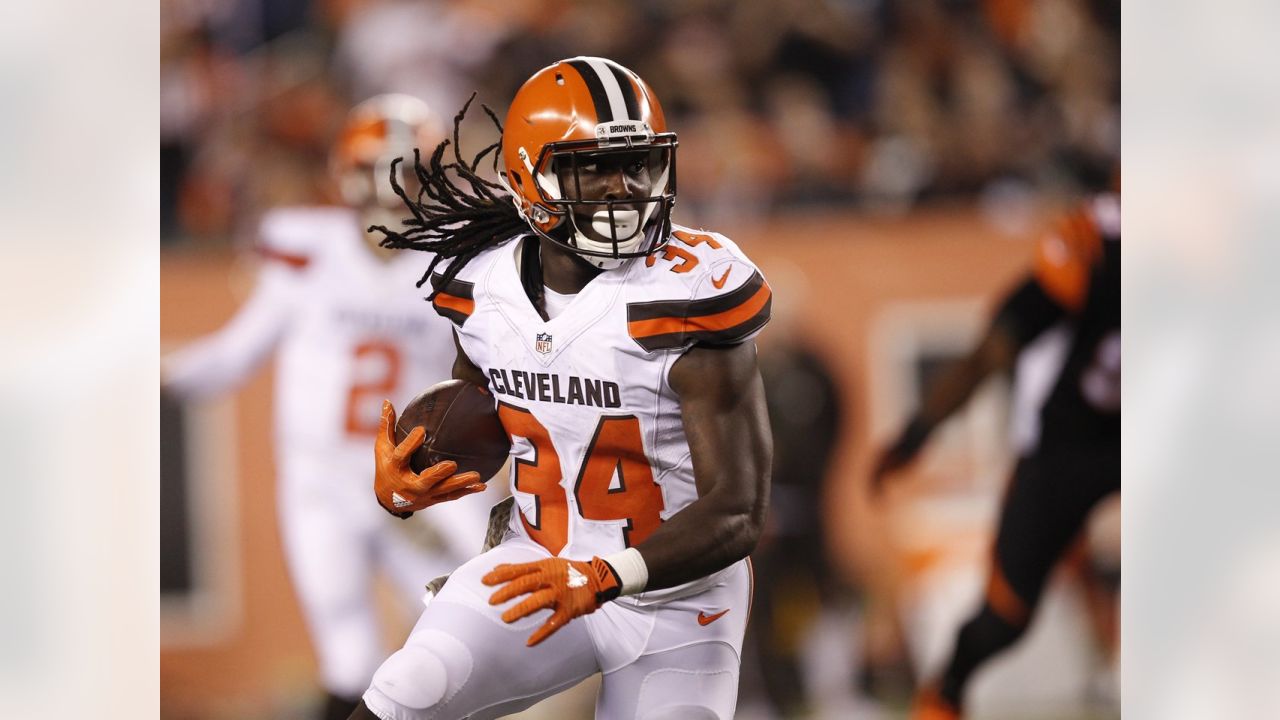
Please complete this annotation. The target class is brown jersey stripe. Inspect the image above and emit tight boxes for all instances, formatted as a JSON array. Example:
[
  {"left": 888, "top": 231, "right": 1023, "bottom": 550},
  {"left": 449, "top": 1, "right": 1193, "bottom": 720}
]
[
  {"left": 430, "top": 272, "right": 476, "bottom": 300},
  {"left": 627, "top": 270, "right": 766, "bottom": 323},
  {"left": 628, "top": 281, "right": 772, "bottom": 351},
  {"left": 631, "top": 297, "right": 771, "bottom": 351},
  {"left": 686, "top": 297, "right": 771, "bottom": 347},
  {"left": 629, "top": 280, "right": 770, "bottom": 337},
  {"left": 429, "top": 273, "right": 476, "bottom": 326}
]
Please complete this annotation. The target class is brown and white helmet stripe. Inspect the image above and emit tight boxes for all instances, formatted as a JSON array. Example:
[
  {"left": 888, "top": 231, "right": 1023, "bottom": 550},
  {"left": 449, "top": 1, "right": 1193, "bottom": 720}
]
[{"left": 564, "top": 57, "right": 642, "bottom": 123}]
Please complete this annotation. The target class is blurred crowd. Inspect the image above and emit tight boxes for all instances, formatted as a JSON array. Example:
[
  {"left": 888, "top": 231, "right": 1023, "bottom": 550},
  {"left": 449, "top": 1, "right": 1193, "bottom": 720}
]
[{"left": 161, "top": 0, "right": 1118, "bottom": 243}]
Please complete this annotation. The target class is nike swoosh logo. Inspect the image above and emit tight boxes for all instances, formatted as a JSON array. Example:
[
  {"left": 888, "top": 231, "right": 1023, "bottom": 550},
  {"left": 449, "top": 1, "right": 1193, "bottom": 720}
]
[
  {"left": 697, "top": 609, "right": 729, "bottom": 626},
  {"left": 711, "top": 267, "right": 732, "bottom": 289}
]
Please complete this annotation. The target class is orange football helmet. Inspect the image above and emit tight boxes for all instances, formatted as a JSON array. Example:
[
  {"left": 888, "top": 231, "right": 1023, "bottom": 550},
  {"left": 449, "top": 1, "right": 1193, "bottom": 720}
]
[
  {"left": 500, "top": 57, "right": 677, "bottom": 269},
  {"left": 331, "top": 93, "right": 443, "bottom": 210}
]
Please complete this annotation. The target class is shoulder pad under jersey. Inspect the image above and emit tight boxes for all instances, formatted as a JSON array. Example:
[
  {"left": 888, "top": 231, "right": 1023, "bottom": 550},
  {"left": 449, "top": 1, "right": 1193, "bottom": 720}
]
[
  {"left": 626, "top": 226, "right": 772, "bottom": 351},
  {"left": 255, "top": 206, "right": 358, "bottom": 270},
  {"left": 426, "top": 236, "right": 522, "bottom": 327}
]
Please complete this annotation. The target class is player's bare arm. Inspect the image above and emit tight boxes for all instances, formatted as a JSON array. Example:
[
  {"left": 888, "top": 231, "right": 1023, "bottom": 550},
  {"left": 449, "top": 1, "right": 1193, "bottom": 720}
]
[
  {"left": 640, "top": 341, "right": 772, "bottom": 588},
  {"left": 871, "top": 300, "right": 1021, "bottom": 492},
  {"left": 919, "top": 325, "right": 1017, "bottom": 430},
  {"left": 871, "top": 272, "right": 1070, "bottom": 492}
]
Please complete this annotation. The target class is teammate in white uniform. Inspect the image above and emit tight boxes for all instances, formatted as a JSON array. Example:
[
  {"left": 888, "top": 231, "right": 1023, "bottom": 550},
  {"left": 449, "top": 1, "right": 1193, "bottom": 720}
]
[
  {"left": 163, "top": 95, "right": 495, "bottom": 720},
  {"left": 347, "top": 58, "right": 775, "bottom": 720}
]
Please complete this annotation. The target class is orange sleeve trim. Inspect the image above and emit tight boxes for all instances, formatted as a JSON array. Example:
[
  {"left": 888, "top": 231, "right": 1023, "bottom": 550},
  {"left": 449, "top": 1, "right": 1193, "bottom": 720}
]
[
  {"left": 432, "top": 292, "right": 474, "bottom": 317},
  {"left": 985, "top": 562, "right": 1030, "bottom": 626},
  {"left": 627, "top": 281, "right": 772, "bottom": 339},
  {"left": 255, "top": 245, "right": 310, "bottom": 270},
  {"left": 428, "top": 272, "right": 476, "bottom": 327}
]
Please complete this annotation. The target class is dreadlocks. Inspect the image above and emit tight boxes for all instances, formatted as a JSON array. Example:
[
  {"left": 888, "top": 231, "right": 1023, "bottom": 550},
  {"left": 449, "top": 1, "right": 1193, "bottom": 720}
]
[{"left": 369, "top": 94, "right": 530, "bottom": 300}]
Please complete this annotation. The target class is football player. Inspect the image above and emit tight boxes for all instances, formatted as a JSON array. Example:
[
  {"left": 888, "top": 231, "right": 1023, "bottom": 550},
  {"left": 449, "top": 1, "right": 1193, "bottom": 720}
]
[
  {"left": 163, "top": 94, "right": 496, "bottom": 720},
  {"left": 348, "top": 57, "right": 774, "bottom": 720},
  {"left": 746, "top": 296, "right": 849, "bottom": 718},
  {"left": 871, "top": 192, "right": 1120, "bottom": 719}
]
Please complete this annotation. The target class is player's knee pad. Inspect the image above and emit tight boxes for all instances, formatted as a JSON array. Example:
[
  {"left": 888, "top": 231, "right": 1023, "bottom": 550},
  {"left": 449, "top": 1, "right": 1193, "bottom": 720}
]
[
  {"left": 370, "top": 646, "right": 449, "bottom": 711},
  {"left": 639, "top": 706, "right": 722, "bottom": 720},
  {"left": 634, "top": 664, "right": 737, "bottom": 720}
]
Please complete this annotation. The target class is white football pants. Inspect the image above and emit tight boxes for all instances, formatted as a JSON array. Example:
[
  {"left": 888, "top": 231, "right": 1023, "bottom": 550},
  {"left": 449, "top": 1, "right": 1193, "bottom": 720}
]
[
  {"left": 278, "top": 452, "right": 496, "bottom": 698},
  {"left": 361, "top": 535, "right": 751, "bottom": 719}
]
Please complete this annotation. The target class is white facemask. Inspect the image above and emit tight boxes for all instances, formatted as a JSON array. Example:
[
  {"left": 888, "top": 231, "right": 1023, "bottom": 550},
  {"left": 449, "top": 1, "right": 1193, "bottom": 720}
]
[{"left": 519, "top": 146, "right": 671, "bottom": 270}]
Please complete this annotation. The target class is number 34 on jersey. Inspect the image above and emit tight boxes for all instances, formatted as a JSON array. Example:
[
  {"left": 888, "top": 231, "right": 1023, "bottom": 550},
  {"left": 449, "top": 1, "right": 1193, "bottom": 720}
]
[{"left": 499, "top": 403, "right": 663, "bottom": 556}]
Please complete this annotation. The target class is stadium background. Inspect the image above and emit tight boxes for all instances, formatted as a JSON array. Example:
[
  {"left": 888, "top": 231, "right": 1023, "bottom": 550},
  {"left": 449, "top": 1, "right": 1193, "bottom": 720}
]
[{"left": 160, "top": 0, "right": 1119, "bottom": 718}]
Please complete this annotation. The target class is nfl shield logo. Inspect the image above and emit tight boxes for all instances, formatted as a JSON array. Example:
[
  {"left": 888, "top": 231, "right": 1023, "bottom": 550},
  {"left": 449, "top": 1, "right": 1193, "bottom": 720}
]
[{"left": 535, "top": 332, "right": 553, "bottom": 355}]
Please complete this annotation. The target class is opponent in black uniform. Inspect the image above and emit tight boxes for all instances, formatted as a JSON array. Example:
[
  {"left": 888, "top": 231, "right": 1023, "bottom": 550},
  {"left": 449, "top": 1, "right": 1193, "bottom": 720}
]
[
  {"left": 871, "top": 194, "right": 1120, "bottom": 719},
  {"left": 746, "top": 335, "right": 847, "bottom": 716}
]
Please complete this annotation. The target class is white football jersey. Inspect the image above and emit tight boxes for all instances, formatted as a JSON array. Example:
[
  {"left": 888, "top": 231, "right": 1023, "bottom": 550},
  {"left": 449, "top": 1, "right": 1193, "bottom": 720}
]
[
  {"left": 431, "top": 226, "right": 771, "bottom": 566},
  {"left": 165, "top": 206, "right": 458, "bottom": 470}
]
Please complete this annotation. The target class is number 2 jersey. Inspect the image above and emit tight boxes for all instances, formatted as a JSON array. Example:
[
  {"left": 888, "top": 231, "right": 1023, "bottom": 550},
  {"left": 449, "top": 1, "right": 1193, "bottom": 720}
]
[
  {"left": 431, "top": 226, "right": 771, "bottom": 573},
  {"left": 164, "top": 206, "right": 459, "bottom": 471}
]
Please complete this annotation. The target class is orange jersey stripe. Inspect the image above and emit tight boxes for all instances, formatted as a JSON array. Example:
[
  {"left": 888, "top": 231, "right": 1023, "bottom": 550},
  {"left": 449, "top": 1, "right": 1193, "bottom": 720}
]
[
  {"left": 985, "top": 562, "right": 1029, "bottom": 626},
  {"left": 627, "top": 281, "right": 772, "bottom": 339},
  {"left": 255, "top": 245, "right": 310, "bottom": 270},
  {"left": 433, "top": 292, "right": 474, "bottom": 317}
]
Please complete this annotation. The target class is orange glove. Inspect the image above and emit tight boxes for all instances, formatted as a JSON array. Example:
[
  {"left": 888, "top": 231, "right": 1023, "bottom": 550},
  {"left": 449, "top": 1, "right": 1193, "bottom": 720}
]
[
  {"left": 375, "top": 400, "right": 485, "bottom": 518},
  {"left": 482, "top": 557, "right": 622, "bottom": 646}
]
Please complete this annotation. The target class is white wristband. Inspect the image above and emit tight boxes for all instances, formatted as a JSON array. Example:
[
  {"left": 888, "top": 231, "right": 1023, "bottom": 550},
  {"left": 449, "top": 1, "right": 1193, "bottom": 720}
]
[{"left": 602, "top": 548, "right": 649, "bottom": 595}]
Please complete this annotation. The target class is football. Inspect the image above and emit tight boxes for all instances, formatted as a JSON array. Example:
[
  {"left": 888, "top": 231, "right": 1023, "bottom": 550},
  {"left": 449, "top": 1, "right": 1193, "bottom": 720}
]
[{"left": 394, "top": 379, "right": 511, "bottom": 481}]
